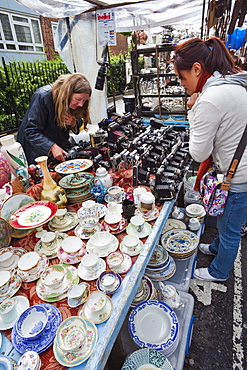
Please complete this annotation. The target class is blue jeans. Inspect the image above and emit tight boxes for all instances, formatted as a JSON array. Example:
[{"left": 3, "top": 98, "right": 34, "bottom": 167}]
[{"left": 208, "top": 191, "right": 247, "bottom": 280}]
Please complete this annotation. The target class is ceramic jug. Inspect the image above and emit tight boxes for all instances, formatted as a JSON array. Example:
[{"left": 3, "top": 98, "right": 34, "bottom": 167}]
[
  {"left": 94, "top": 166, "right": 113, "bottom": 190},
  {"left": 0, "top": 135, "right": 28, "bottom": 176},
  {"left": 35, "top": 156, "right": 67, "bottom": 208}
]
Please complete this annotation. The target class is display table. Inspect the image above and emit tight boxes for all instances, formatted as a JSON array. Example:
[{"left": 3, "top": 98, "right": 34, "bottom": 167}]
[{"left": 1, "top": 198, "right": 177, "bottom": 370}]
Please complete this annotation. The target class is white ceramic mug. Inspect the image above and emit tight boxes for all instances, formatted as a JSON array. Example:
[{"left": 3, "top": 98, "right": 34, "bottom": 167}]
[
  {"left": 42, "top": 265, "right": 65, "bottom": 290},
  {"left": 130, "top": 215, "right": 145, "bottom": 233},
  {"left": 189, "top": 217, "right": 200, "bottom": 231},
  {"left": 79, "top": 215, "right": 99, "bottom": 233},
  {"left": 133, "top": 187, "right": 147, "bottom": 206},
  {"left": 0, "top": 248, "right": 15, "bottom": 268},
  {"left": 159, "top": 283, "right": 181, "bottom": 310},
  {"left": 0, "top": 296, "right": 19, "bottom": 323},
  {"left": 106, "top": 251, "right": 124, "bottom": 268},
  {"left": 86, "top": 291, "right": 107, "bottom": 312},
  {"left": 81, "top": 200, "right": 97, "bottom": 216}
]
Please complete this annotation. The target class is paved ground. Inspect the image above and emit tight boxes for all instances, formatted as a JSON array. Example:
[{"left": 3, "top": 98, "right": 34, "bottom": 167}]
[{"left": 184, "top": 223, "right": 247, "bottom": 370}]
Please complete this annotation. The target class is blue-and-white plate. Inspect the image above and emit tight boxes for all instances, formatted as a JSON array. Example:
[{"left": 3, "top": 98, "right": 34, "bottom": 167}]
[
  {"left": 11, "top": 303, "right": 62, "bottom": 354},
  {"left": 128, "top": 300, "right": 179, "bottom": 351},
  {"left": 121, "top": 348, "right": 173, "bottom": 370},
  {"left": 145, "top": 256, "right": 176, "bottom": 281}
]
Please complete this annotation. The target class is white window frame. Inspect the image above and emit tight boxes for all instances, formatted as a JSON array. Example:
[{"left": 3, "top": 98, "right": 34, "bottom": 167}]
[
  {"left": 0, "top": 10, "right": 44, "bottom": 53},
  {"left": 51, "top": 21, "right": 58, "bottom": 52}
]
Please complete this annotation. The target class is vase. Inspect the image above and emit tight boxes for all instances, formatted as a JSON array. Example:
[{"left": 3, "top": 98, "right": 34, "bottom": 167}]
[
  {"left": 0, "top": 153, "right": 11, "bottom": 188},
  {"left": 35, "top": 156, "right": 67, "bottom": 208},
  {"left": 0, "top": 135, "right": 28, "bottom": 176}
]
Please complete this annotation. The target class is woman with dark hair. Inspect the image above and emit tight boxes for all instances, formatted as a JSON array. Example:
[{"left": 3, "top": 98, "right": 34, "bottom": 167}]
[
  {"left": 174, "top": 37, "right": 247, "bottom": 281},
  {"left": 17, "top": 73, "right": 92, "bottom": 165}
]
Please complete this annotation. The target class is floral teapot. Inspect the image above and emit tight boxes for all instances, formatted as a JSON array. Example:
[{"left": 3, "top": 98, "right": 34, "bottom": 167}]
[{"left": 94, "top": 166, "right": 113, "bottom": 190}]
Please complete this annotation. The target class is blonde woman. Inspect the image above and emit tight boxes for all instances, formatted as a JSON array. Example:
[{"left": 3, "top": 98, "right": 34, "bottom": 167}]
[{"left": 17, "top": 73, "right": 92, "bottom": 165}]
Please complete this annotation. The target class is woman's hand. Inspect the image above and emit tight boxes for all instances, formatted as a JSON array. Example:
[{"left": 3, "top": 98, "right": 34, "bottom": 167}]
[
  {"left": 64, "top": 113, "right": 76, "bottom": 127},
  {"left": 50, "top": 143, "right": 68, "bottom": 162},
  {"left": 187, "top": 93, "right": 199, "bottom": 110}
]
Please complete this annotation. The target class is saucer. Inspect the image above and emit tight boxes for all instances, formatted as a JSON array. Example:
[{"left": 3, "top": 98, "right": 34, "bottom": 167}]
[
  {"left": 77, "top": 203, "right": 108, "bottom": 219},
  {"left": 53, "top": 317, "right": 97, "bottom": 367},
  {"left": 0, "top": 247, "right": 27, "bottom": 272},
  {"left": 131, "top": 275, "right": 155, "bottom": 307},
  {"left": 101, "top": 219, "right": 128, "bottom": 234},
  {"left": 135, "top": 207, "right": 160, "bottom": 221},
  {"left": 0, "top": 296, "right": 29, "bottom": 330},
  {"left": 36, "top": 265, "right": 74, "bottom": 299},
  {"left": 0, "top": 274, "right": 22, "bottom": 303},
  {"left": 120, "top": 240, "right": 144, "bottom": 257},
  {"left": 67, "top": 282, "right": 90, "bottom": 308},
  {"left": 79, "top": 295, "right": 113, "bottom": 324},
  {"left": 96, "top": 271, "right": 122, "bottom": 295},
  {"left": 86, "top": 234, "right": 118, "bottom": 258},
  {"left": 145, "top": 256, "right": 176, "bottom": 281},
  {"left": 104, "top": 192, "right": 125, "bottom": 204},
  {"left": 75, "top": 223, "right": 102, "bottom": 240},
  {"left": 17, "top": 255, "right": 49, "bottom": 282},
  {"left": 109, "top": 253, "right": 132, "bottom": 274},
  {"left": 0, "top": 356, "right": 14, "bottom": 370},
  {"left": 38, "top": 266, "right": 79, "bottom": 303},
  {"left": 34, "top": 232, "right": 69, "bottom": 259},
  {"left": 48, "top": 212, "right": 79, "bottom": 232},
  {"left": 126, "top": 222, "right": 152, "bottom": 239},
  {"left": 78, "top": 258, "right": 106, "bottom": 281},
  {"left": 162, "top": 218, "right": 187, "bottom": 234},
  {"left": 12, "top": 303, "right": 62, "bottom": 354},
  {"left": 57, "top": 245, "right": 87, "bottom": 264}
]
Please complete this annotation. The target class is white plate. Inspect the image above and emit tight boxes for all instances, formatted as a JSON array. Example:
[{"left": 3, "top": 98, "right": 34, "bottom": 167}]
[
  {"left": 162, "top": 218, "right": 187, "bottom": 234},
  {"left": 0, "top": 296, "right": 29, "bottom": 330},
  {"left": 78, "top": 258, "right": 106, "bottom": 281}
]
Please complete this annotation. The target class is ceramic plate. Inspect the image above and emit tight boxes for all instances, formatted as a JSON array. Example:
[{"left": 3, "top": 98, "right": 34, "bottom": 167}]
[
  {"left": 0, "top": 274, "right": 22, "bottom": 303},
  {"left": 161, "top": 229, "right": 199, "bottom": 255},
  {"left": 77, "top": 203, "right": 108, "bottom": 219},
  {"left": 147, "top": 244, "right": 169, "bottom": 268},
  {"left": 121, "top": 348, "right": 173, "bottom": 370},
  {"left": 0, "top": 193, "right": 35, "bottom": 238},
  {"left": 131, "top": 275, "right": 155, "bottom": 307},
  {"left": 120, "top": 240, "right": 144, "bottom": 257},
  {"left": 79, "top": 295, "right": 113, "bottom": 324},
  {"left": 0, "top": 356, "right": 14, "bottom": 370},
  {"left": 54, "top": 317, "right": 97, "bottom": 367},
  {"left": 34, "top": 232, "right": 69, "bottom": 259},
  {"left": 59, "top": 172, "right": 94, "bottom": 189},
  {"left": 145, "top": 256, "right": 176, "bottom": 281},
  {"left": 11, "top": 303, "right": 62, "bottom": 354},
  {"left": 9, "top": 201, "right": 58, "bottom": 229},
  {"left": 109, "top": 253, "right": 132, "bottom": 275},
  {"left": 128, "top": 300, "right": 179, "bottom": 351},
  {"left": 55, "top": 159, "right": 93, "bottom": 175},
  {"left": 86, "top": 233, "right": 118, "bottom": 258},
  {"left": 0, "top": 218, "right": 12, "bottom": 249},
  {"left": 126, "top": 222, "right": 152, "bottom": 239},
  {"left": 75, "top": 223, "right": 102, "bottom": 240},
  {"left": 48, "top": 212, "right": 79, "bottom": 232},
  {"left": 0, "top": 296, "right": 29, "bottom": 330},
  {"left": 78, "top": 258, "right": 106, "bottom": 281},
  {"left": 162, "top": 218, "right": 187, "bottom": 234}
]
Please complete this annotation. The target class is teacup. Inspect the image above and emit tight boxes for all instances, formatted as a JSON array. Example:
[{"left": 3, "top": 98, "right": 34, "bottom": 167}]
[
  {"left": 81, "top": 200, "right": 97, "bottom": 217},
  {"left": 0, "top": 296, "right": 19, "bottom": 323},
  {"left": 106, "top": 251, "right": 124, "bottom": 269},
  {"left": 0, "top": 248, "right": 15, "bottom": 268},
  {"left": 107, "top": 201, "right": 122, "bottom": 214},
  {"left": 17, "top": 252, "right": 41, "bottom": 275},
  {"left": 41, "top": 265, "right": 65, "bottom": 290},
  {"left": 79, "top": 215, "right": 99, "bottom": 233},
  {"left": 58, "top": 319, "right": 86, "bottom": 353},
  {"left": 68, "top": 283, "right": 89, "bottom": 301},
  {"left": 107, "top": 186, "right": 124, "bottom": 203},
  {"left": 99, "top": 271, "right": 118, "bottom": 290},
  {"left": 61, "top": 236, "right": 83, "bottom": 255},
  {"left": 53, "top": 208, "right": 68, "bottom": 225},
  {"left": 133, "top": 187, "right": 147, "bottom": 206},
  {"left": 0, "top": 271, "right": 12, "bottom": 295},
  {"left": 130, "top": 215, "right": 145, "bottom": 233},
  {"left": 122, "top": 234, "right": 140, "bottom": 252},
  {"left": 16, "top": 304, "right": 50, "bottom": 340},
  {"left": 41, "top": 231, "right": 58, "bottom": 250},
  {"left": 104, "top": 212, "right": 123, "bottom": 231},
  {"left": 80, "top": 253, "right": 98, "bottom": 273},
  {"left": 85, "top": 291, "right": 107, "bottom": 312},
  {"left": 159, "top": 283, "right": 181, "bottom": 310},
  {"left": 89, "top": 231, "right": 111, "bottom": 251},
  {"left": 139, "top": 192, "right": 155, "bottom": 218}
]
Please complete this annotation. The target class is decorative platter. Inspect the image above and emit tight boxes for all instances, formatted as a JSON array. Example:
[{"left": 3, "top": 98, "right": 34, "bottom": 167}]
[
  {"left": 59, "top": 172, "right": 94, "bottom": 189},
  {"left": 161, "top": 228, "right": 199, "bottom": 256},
  {"left": 54, "top": 159, "right": 93, "bottom": 175},
  {"left": 9, "top": 201, "right": 58, "bottom": 229}
]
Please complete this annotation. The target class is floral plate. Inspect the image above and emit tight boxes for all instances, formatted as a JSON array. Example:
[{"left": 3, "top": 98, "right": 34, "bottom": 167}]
[
  {"left": 48, "top": 212, "right": 79, "bottom": 232},
  {"left": 34, "top": 232, "right": 69, "bottom": 259},
  {"left": 55, "top": 159, "right": 93, "bottom": 175},
  {"left": 58, "top": 172, "right": 94, "bottom": 189},
  {"left": 0, "top": 274, "right": 22, "bottom": 303}
]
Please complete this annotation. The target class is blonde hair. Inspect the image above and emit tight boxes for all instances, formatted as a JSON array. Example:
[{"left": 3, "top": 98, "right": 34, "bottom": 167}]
[{"left": 51, "top": 73, "right": 92, "bottom": 129}]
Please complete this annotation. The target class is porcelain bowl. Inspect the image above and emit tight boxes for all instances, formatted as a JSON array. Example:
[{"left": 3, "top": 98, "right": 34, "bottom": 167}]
[{"left": 16, "top": 304, "right": 50, "bottom": 340}]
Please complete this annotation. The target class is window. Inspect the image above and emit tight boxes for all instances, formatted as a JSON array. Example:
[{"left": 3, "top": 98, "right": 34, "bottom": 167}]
[
  {"left": 51, "top": 22, "right": 58, "bottom": 51},
  {"left": 0, "top": 11, "right": 44, "bottom": 53}
]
